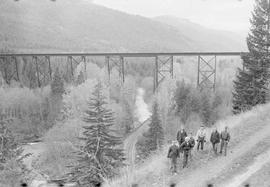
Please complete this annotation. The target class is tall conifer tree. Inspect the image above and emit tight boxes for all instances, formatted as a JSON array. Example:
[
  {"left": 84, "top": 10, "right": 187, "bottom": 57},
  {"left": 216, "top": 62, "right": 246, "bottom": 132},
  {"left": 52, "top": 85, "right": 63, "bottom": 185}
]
[
  {"left": 200, "top": 92, "right": 212, "bottom": 126},
  {"left": 0, "top": 119, "right": 29, "bottom": 186},
  {"left": 121, "top": 99, "right": 134, "bottom": 134},
  {"left": 138, "top": 101, "right": 164, "bottom": 158},
  {"left": 233, "top": 0, "right": 270, "bottom": 114},
  {"left": 51, "top": 68, "right": 65, "bottom": 97},
  {"left": 69, "top": 82, "right": 125, "bottom": 186}
]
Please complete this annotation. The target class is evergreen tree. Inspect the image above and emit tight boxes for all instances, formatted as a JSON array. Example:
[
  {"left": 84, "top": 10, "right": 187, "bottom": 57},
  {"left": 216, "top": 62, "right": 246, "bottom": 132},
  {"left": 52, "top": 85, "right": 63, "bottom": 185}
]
[
  {"left": 119, "top": 82, "right": 135, "bottom": 135},
  {"left": 174, "top": 81, "right": 201, "bottom": 124},
  {"left": 200, "top": 92, "right": 212, "bottom": 126},
  {"left": 233, "top": 0, "right": 270, "bottom": 114},
  {"left": 51, "top": 68, "right": 65, "bottom": 96},
  {"left": 210, "top": 93, "right": 223, "bottom": 123},
  {"left": 0, "top": 119, "right": 29, "bottom": 186},
  {"left": 121, "top": 99, "right": 134, "bottom": 134},
  {"left": 174, "top": 81, "right": 192, "bottom": 123},
  {"left": 138, "top": 101, "right": 164, "bottom": 157},
  {"left": 60, "top": 89, "right": 74, "bottom": 121},
  {"left": 233, "top": 67, "right": 255, "bottom": 113},
  {"left": 49, "top": 68, "right": 65, "bottom": 125},
  {"left": 76, "top": 71, "right": 85, "bottom": 85},
  {"left": 69, "top": 82, "right": 125, "bottom": 186}
]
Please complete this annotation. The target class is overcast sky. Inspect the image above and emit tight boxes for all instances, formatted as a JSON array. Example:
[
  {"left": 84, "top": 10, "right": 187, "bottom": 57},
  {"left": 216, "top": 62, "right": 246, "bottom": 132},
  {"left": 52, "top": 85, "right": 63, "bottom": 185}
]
[{"left": 93, "top": 0, "right": 255, "bottom": 34}]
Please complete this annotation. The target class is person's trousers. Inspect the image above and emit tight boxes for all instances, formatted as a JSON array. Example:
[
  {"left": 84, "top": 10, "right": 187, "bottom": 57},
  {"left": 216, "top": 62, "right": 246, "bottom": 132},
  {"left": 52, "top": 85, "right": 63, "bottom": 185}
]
[
  {"left": 197, "top": 138, "right": 204, "bottom": 150},
  {"left": 189, "top": 148, "right": 193, "bottom": 159},
  {"left": 183, "top": 152, "right": 189, "bottom": 168},
  {"left": 170, "top": 157, "right": 177, "bottom": 173},
  {"left": 212, "top": 143, "right": 218, "bottom": 154},
  {"left": 220, "top": 140, "right": 228, "bottom": 156}
]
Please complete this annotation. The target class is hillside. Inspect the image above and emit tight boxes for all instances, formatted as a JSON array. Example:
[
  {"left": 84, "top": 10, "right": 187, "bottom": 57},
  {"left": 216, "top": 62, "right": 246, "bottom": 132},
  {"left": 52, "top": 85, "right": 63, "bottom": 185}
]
[
  {"left": 0, "top": 0, "right": 246, "bottom": 53},
  {"left": 105, "top": 103, "right": 270, "bottom": 187},
  {"left": 154, "top": 15, "right": 247, "bottom": 52}
]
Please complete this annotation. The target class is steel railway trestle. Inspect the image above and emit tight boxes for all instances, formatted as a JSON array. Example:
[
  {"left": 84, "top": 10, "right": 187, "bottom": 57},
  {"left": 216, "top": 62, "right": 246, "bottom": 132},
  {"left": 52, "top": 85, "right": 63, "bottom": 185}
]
[{"left": 0, "top": 52, "right": 245, "bottom": 91}]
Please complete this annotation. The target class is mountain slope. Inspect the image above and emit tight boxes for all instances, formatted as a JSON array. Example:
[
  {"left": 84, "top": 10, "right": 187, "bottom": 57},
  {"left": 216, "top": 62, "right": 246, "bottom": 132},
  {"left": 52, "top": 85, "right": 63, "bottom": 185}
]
[
  {"left": 154, "top": 15, "right": 247, "bottom": 52},
  {"left": 0, "top": 0, "right": 245, "bottom": 52}
]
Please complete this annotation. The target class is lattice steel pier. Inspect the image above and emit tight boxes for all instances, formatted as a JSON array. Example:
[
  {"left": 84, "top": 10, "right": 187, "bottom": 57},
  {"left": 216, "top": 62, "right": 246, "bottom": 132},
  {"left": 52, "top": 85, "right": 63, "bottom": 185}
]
[{"left": 0, "top": 52, "right": 244, "bottom": 91}]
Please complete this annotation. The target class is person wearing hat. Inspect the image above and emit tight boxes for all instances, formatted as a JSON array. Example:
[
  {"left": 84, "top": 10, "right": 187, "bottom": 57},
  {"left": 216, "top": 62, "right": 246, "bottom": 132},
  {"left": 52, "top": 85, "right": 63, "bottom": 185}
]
[
  {"left": 167, "top": 140, "right": 179, "bottom": 174},
  {"left": 196, "top": 125, "right": 206, "bottom": 151},
  {"left": 179, "top": 137, "right": 192, "bottom": 168}
]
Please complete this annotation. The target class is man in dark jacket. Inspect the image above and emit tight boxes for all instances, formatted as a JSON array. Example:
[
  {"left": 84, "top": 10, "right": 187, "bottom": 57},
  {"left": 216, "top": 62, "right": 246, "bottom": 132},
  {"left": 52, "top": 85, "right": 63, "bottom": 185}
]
[
  {"left": 167, "top": 141, "right": 179, "bottom": 174},
  {"left": 188, "top": 132, "right": 195, "bottom": 159},
  {"left": 176, "top": 126, "right": 187, "bottom": 152},
  {"left": 179, "top": 137, "right": 192, "bottom": 168},
  {"left": 220, "top": 126, "right": 230, "bottom": 156},
  {"left": 210, "top": 127, "right": 220, "bottom": 154}
]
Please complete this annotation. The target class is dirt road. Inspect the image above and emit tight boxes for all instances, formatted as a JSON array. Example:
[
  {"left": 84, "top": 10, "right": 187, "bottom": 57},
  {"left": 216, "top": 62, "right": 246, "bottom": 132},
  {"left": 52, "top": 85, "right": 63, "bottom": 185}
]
[
  {"left": 124, "top": 119, "right": 150, "bottom": 168},
  {"left": 23, "top": 142, "right": 48, "bottom": 187},
  {"left": 23, "top": 142, "right": 45, "bottom": 169},
  {"left": 124, "top": 88, "right": 151, "bottom": 171},
  {"left": 244, "top": 161, "right": 270, "bottom": 186},
  {"left": 223, "top": 148, "right": 270, "bottom": 187}
]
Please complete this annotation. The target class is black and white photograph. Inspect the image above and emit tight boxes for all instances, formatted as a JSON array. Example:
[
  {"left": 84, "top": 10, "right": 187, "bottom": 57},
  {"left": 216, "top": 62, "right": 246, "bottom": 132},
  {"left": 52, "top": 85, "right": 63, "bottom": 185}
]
[{"left": 0, "top": 0, "right": 269, "bottom": 186}]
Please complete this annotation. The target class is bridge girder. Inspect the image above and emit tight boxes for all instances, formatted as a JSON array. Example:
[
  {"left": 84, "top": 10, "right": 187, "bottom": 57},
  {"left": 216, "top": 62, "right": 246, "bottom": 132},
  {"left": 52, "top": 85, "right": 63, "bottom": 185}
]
[{"left": 0, "top": 52, "right": 244, "bottom": 90}]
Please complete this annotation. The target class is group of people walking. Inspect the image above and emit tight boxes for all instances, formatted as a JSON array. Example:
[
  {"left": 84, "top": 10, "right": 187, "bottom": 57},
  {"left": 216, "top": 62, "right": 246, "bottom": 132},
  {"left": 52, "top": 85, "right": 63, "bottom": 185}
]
[
  {"left": 167, "top": 125, "right": 231, "bottom": 174},
  {"left": 210, "top": 126, "right": 230, "bottom": 155}
]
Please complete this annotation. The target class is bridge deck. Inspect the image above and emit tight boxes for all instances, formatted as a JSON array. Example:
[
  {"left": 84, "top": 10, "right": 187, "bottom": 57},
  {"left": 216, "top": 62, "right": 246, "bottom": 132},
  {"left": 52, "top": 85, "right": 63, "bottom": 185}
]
[{"left": 0, "top": 52, "right": 246, "bottom": 57}]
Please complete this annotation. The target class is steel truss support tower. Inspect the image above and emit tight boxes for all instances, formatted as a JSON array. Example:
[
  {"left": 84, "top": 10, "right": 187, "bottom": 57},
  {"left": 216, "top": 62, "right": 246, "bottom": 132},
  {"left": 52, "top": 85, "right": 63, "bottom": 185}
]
[
  {"left": 67, "top": 56, "right": 84, "bottom": 76},
  {"left": 66, "top": 55, "right": 87, "bottom": 83},
  {"left": 106, "top": 56, "right": 125, "bottom": 84},
  {"left": 0, "top": 56, "right": 20, "bottom": 84},
  {"left": 197, "top": 55, "right": 217, "bottom": 91},
  {"left": 32, "top": 56, "right": 52, "bottom": 87},
  {"left": 153, "top": 55, "right": 173, "bottom": 92}
]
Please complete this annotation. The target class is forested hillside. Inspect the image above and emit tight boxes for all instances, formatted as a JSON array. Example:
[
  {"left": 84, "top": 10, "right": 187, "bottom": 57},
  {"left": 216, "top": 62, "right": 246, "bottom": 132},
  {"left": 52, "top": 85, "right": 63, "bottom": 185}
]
[
  {"left": 0, "top": 0, "right": 245, "bottom": 52},
  {"left": 154, "top": 15, "right": 247, "bottom": 52}
]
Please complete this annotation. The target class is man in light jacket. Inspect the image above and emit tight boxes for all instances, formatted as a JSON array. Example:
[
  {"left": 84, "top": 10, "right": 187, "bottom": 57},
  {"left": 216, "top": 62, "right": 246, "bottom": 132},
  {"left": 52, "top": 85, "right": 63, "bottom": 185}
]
[
  {"left": 179, "top": 137, "right": 192, "bottom": 168},
  {"left": 196, "top": 125, "right": 206, "bottom": 151}
]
